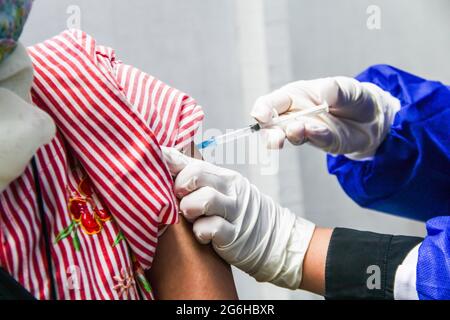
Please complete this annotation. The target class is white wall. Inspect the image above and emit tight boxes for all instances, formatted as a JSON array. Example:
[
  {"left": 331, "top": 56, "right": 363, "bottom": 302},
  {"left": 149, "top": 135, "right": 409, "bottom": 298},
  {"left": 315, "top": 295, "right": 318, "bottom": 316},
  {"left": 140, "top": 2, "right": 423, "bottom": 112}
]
[
  {"left": 286, "top": 0, "right": 449, "bottom": 234},
  {"left": 21, "top": 0, "right": 449, "bottom": 299}
]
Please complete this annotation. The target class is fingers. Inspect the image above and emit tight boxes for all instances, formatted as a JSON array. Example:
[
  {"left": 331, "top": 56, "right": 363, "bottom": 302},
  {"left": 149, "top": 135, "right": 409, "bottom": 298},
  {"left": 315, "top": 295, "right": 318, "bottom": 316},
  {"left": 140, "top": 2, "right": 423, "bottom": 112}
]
[
  {"left": 250, "top": 78, "right": 340, "bottom": 150},
  {"left": 174, "top": 160, "right": 235, "bottom": 198},
  {"left": 285, "top": 121, "right": 307, "bottom": 146},
  {"left": 179, "top": 186, "right": 235, "bottom": 222},
  {"left": 304, "top": 121, "right": 334, "bottom": 150},
  {"left": 251, "top": 77, "right": 373, "bottom": 125},
  {"left": 262, "top": 127, "right": 286, "bottom": 150},
  {"left": 272, "top": 118, "right": 334, "bottom": 151},
  {"left": 193, "top": 216, "right": 235, "bottom": 247},
  {"left": 251, "top": 89, "right": 292, "bottom": 124},
  {"left": 161, "top": 147, "right": 194, "bottom": 176},
  {"left": 328, "top": 77, "right": 378, "bottom": 122}
]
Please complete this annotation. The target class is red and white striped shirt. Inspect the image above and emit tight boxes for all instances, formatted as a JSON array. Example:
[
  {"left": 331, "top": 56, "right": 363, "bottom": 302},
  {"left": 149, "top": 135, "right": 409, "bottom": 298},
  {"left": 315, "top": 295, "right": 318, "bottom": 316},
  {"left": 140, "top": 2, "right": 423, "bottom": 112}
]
[{"left": 0, "top": 30, "right": 204, "bottom": 300}]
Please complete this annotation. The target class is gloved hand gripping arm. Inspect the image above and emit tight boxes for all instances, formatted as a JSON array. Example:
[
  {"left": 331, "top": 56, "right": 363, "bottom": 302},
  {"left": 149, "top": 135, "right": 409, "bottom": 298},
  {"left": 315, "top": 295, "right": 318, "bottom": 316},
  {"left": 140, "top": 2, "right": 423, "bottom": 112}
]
[{"left": 163, "top": 147, "right": 316, "bottom": 290}]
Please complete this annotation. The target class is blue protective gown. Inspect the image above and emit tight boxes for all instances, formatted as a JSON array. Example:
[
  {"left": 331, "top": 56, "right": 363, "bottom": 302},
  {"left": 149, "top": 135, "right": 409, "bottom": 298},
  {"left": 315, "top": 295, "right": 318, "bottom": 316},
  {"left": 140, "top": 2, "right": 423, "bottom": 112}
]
[{"left": 327, "top": 65, "right": 450, "bottom": 300}]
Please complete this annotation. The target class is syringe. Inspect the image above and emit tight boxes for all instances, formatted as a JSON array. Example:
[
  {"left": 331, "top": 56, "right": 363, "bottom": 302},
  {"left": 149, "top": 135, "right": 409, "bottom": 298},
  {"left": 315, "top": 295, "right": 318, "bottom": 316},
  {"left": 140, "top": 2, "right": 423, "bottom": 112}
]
[{"left": 197, "top": 102, "right": 330, "bottom": 150}]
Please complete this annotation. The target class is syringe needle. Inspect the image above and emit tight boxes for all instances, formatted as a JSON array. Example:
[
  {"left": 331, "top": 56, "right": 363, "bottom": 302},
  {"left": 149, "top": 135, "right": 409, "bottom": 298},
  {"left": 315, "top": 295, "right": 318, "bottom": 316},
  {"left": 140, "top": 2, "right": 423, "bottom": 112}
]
[{"left": 197, "top": 103, "right": 329, "bottom": 150}]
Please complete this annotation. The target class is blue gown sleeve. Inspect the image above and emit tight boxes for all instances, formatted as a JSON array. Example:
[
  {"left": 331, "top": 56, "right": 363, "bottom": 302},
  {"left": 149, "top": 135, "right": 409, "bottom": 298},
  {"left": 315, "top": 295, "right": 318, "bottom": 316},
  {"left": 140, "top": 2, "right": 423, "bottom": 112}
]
[
  {"left": 327, "top": 64, "right": 450, "bottom": 222},
  {"left": 417, "top": 216, "right": 450, "bottom": 299}
]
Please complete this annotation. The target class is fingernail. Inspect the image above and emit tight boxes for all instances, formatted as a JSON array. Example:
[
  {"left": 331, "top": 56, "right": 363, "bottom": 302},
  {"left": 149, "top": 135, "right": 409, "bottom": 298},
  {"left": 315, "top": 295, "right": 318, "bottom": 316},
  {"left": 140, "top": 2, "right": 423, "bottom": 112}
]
[
  {"left": 267, "top": 138, "right": 284, "bottom": 150},
  {"left": 287, "top": 132, "right": 305, "bottom": 145},
  {"left": 251, "top": 111, "right": 271, "bottom": 124},
  {"left": 186, "top": 177, "right": 198, "bottom": 192},
  {"left": 163, "top": 147, "right": 189, "bottom": 165},
  {"left": 307, "top": 123, "right": 328, "bottom": 133}
]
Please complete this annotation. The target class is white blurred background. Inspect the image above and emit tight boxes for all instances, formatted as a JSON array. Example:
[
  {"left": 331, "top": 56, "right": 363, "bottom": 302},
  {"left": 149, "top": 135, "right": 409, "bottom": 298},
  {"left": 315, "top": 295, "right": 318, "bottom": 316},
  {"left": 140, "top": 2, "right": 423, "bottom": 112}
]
[{"left": 21, "top": 0, "right": 450, "bottom": 299}]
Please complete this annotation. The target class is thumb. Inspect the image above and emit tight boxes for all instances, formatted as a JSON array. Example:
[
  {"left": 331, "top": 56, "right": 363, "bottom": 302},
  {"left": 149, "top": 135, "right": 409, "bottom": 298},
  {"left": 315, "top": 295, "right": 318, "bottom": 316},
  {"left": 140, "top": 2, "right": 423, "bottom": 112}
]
[
  {"left": 161, "top": 147, "right": 194, "bottom": 177},
  {"left": 251, "top": 89, "right": 292, "bottom": 124},
  {"left": 193, "top": 216, "right": 235, "bottom": 247}
]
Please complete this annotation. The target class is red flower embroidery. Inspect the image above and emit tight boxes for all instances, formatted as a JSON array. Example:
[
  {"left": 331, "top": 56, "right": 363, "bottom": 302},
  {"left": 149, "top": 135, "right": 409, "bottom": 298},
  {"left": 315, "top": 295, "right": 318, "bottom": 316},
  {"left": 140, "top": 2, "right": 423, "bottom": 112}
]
[{"left": 56, "top": 176, "right": 119, "bottom": 251}]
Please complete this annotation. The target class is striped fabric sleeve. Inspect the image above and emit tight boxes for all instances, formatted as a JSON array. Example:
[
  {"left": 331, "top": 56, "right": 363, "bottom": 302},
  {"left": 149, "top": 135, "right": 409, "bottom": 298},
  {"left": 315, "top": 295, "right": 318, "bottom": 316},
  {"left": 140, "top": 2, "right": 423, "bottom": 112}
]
[
  {"left": 110, "top": 59, "right": 204, "bottom": 149},
  {"left": 27, "top": 30, "right": 179, "bottom": 270},
  {"left": 92, "top": 36, "right": 204, "bottom": 227}
]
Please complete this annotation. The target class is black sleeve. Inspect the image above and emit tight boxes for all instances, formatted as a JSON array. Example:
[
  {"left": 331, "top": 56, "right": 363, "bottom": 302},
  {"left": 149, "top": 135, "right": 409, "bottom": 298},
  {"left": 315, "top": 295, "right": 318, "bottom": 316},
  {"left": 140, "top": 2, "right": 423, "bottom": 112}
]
[
  {"left": 0, "top": 268, "right": 36, "bottom": 300},
  {"left": 325, "top": 228, "right": 423, "bottom": 300}
]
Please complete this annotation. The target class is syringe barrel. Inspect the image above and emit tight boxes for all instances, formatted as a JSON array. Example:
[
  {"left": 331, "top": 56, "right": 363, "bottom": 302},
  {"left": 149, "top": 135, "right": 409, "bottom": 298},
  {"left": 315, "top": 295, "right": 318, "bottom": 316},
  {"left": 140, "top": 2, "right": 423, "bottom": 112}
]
[{"left": 268, "top": 103, "right": 329, "bottom": 127}]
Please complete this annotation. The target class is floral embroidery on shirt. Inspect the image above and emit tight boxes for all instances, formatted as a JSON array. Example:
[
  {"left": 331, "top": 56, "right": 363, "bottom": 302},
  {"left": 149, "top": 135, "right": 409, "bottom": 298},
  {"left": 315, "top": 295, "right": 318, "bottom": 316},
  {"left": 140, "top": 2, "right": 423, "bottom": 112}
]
[
  {"left": 55, "top": 176, "right": 117, "bottom": 250},
  {"left": 131, "top": 255, "right": 152, "bottom": 294},
  {"left": 112, "top": 231, "right": 126, "bottom": 247},
  {"left": 113, "top": 268, "right": 135, "bottom": 298}
]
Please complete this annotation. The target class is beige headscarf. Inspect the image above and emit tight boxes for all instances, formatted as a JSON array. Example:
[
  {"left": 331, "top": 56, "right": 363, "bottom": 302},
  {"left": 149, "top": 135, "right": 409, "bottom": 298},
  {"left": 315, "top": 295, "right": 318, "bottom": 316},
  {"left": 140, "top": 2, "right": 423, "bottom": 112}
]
[{"left": 0, "top": 42, "right": 56, "bottom": 191}]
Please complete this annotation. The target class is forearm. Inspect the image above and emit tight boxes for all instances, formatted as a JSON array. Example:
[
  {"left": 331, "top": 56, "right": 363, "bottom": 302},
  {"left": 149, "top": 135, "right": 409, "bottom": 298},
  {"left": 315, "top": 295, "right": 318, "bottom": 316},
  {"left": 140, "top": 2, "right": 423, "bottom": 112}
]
[
  {"left": 299, "top": 227, "right": 332, "bottom": 295},
  {"left": 299, "top": 227, "right": 423, "bottom": 299}
]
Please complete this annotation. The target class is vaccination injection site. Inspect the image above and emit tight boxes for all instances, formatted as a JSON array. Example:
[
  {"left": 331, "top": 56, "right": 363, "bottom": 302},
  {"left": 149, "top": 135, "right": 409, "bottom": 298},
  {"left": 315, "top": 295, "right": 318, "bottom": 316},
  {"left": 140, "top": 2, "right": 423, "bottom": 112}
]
[{"left": 0, "top": 0, "right": 449, "bottom": 315}]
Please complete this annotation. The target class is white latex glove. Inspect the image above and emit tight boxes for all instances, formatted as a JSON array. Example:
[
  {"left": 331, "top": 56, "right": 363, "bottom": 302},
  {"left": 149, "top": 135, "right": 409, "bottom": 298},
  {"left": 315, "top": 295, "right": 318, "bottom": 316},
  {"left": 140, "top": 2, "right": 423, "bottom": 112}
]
[
  {"left": 0, "top": 43, "right": 56, "bottom": 192},
  {"left": 163, "top": 147, "right": 316, "bottom": 289},
  {"left": 252, "top": 77, "right": 401, "bottom": 160}
]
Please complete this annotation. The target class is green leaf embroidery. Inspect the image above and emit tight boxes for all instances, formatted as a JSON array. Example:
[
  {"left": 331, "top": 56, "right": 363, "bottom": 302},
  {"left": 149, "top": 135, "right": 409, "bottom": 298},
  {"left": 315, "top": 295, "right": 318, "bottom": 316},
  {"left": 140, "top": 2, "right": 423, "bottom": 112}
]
[
  {"left": 112, "top": 231, "right": 126, "bottom": 247},
  {"left": 138, "top": 275, "right": 152, "bottom": 293},
  {"left": 55, "top": 221, "right": 75, "bottom": 244},
  {"left": 72, "top": 229, "right": 81, "bottom": 252}
]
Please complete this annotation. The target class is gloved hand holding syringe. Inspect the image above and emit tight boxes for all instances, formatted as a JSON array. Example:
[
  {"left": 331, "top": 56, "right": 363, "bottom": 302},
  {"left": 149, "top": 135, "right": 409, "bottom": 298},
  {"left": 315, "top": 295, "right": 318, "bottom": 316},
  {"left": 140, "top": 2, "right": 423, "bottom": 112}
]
[{"left": 197, "top": 102, "right": 330, "bottom": 150}]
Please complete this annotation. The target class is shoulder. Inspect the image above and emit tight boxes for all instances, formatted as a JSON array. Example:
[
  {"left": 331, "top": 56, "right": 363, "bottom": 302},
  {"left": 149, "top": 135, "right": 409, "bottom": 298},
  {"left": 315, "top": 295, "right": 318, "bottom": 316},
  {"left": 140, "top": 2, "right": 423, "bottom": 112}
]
[{"left": 27, "top": 29, "right": 117, "bottom": 67}]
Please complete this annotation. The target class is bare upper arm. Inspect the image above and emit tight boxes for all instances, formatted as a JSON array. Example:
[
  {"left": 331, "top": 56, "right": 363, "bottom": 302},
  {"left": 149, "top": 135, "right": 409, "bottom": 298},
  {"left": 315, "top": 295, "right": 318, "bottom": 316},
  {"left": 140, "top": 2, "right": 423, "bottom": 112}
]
[
  {"left": 147, "top": 216, "right": 238, "bottom": 300},
  {"left": 146, "top": 143, "right": 238, "bottom": 300}
]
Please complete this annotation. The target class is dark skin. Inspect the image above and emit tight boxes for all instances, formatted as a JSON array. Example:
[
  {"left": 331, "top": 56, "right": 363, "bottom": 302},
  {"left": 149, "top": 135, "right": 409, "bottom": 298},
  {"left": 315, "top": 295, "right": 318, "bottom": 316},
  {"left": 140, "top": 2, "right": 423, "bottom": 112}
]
[
  {"left": 146, "top": 143, "right": 238, "bottom": 300},
  {"left": 299, "top": 228, "right": 333, "bottom": 295},
  {"left": 148, "top": 216, "right": 238, "bottom": 299}
]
